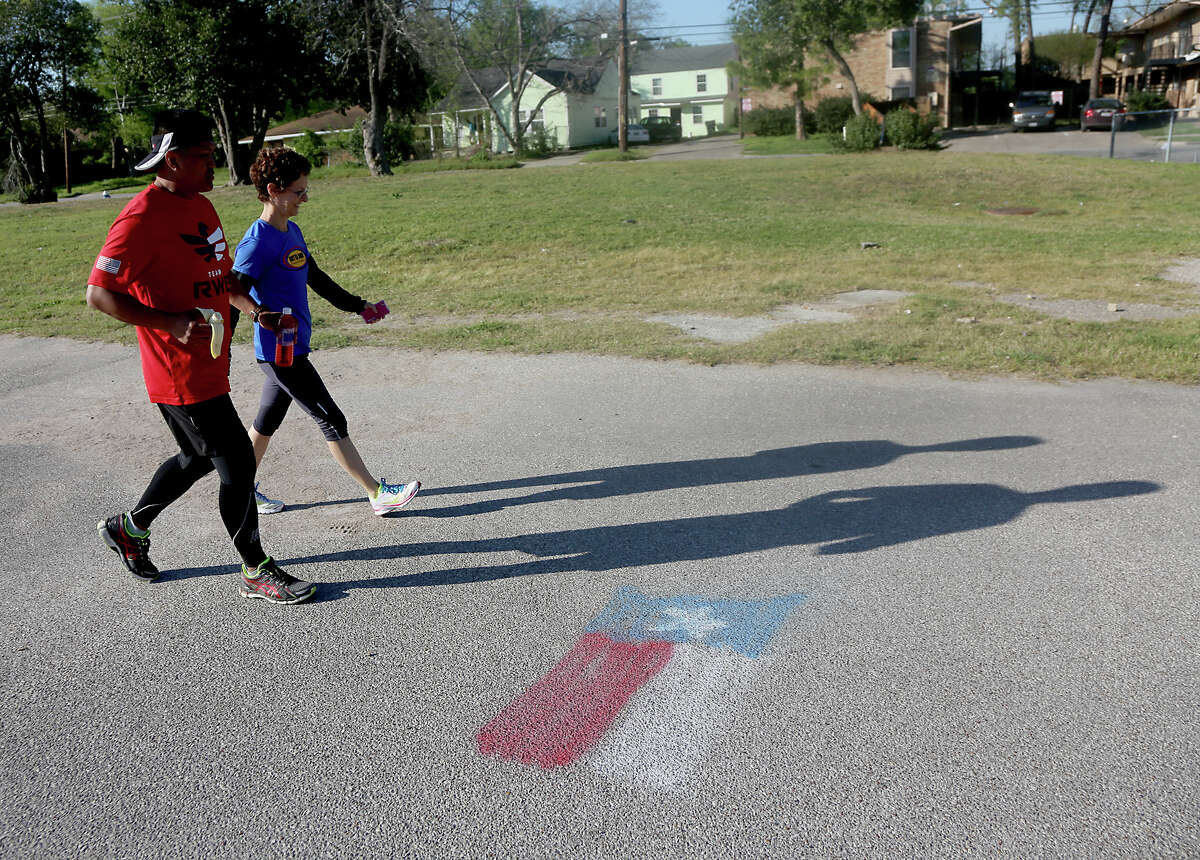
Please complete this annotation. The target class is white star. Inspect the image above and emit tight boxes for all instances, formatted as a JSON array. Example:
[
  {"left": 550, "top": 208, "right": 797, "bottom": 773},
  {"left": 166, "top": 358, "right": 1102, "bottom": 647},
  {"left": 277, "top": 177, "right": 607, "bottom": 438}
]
[{"left": 649, "top": 606, "right": 727, "bottom": 638}]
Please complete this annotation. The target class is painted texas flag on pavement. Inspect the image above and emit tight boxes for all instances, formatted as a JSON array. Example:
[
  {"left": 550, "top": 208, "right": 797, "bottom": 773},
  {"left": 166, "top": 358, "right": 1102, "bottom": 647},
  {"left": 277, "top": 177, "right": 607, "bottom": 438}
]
[{"left": 477, "top": 587, "right": 805, "bottom": 788}]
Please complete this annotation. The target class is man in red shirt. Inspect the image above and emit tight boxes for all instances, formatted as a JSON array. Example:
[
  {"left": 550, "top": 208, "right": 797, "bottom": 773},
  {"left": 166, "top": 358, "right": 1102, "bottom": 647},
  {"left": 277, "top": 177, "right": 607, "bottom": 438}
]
[{"left": 87, "top": 110, "right": 315, "bottom": 605}]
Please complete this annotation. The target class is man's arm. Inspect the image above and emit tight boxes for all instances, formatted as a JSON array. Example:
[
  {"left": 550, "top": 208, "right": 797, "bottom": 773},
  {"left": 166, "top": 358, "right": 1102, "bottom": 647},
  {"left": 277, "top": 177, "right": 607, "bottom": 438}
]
[{"left": 85, "top": 283, "right": 207, "bottom": 344}]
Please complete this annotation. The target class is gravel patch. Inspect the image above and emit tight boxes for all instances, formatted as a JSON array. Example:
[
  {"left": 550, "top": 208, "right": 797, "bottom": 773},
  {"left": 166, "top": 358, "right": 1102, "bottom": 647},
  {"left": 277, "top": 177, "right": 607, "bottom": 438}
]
[
  {"left": 647, "top": 290, "right": 910, "bottom": 343},
  {"left": 996, "top": 294, "right": 1200, "bottom": 322},
  {"left": 824, "top": 289, "right": 910, "bottom": 307},
  {"left": 1159, "top": 258, "right": 1200, "bottom": 286},
  {"left": 644, "top": 313, "right": 804, "bottom": 343}
]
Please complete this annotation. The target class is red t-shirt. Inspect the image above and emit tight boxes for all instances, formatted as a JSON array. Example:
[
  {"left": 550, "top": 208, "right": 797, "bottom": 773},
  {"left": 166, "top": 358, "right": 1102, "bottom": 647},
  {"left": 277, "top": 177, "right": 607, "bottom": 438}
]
[{"left": 89, "top": 184, "right": 235, "bottom": 405}]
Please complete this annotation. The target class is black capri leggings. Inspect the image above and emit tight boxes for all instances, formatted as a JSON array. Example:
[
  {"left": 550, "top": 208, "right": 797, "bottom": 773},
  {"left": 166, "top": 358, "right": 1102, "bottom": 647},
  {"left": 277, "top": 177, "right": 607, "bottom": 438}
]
[{"left": 252, "top": 353, "right": 349, "bottom": 442}]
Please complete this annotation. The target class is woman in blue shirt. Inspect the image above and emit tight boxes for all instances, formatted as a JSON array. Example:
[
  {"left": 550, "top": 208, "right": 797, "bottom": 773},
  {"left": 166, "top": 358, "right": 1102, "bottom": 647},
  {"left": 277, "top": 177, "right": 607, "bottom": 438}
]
[{"left": 233, "top": 147, "right": 419, "bottom": 516}]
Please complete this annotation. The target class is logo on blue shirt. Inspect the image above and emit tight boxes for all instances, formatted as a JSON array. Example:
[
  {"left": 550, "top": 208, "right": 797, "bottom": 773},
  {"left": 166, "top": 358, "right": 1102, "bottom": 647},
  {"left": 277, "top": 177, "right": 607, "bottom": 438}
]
[{"left": 283, "top": 247, "right": 306, "bottom": 269}]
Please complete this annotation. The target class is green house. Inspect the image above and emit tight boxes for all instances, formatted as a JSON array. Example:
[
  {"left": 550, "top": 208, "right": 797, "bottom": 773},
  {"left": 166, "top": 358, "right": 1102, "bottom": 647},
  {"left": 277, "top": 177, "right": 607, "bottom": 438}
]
[
  {"left": 432, "top": 58, "right": 638, "bottom": 154},
  {"left": 630, "top": 43, "right": 738, "bottom": 138}
]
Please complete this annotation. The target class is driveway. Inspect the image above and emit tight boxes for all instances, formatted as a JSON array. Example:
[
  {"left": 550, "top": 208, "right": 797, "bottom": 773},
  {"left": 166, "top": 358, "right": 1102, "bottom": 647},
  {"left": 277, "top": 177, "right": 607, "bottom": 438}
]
[
  {"left": 942, "top": 125, "right": 1193, "bottom": 161},
  {"left": 1, "top": 334, "right": 1195, "bottom": 856}
]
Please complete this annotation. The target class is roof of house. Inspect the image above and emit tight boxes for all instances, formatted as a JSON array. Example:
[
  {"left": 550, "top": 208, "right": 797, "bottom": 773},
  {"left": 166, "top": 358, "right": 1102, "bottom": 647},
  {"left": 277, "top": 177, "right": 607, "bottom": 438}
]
[
  {"left": 1121, "top": 1, "right": 1200, "bottom": 34},
  {"left": 629, "top": 42, "right": 737, "bottom": 76},
  {"left": 236, "top": 106, "right": 366, "bottom": 145}
]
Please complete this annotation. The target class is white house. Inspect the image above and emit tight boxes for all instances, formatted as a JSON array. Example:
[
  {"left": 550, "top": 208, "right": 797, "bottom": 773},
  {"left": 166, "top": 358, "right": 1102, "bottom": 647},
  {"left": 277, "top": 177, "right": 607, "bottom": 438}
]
[
  {"left": 432, "top": 58, "right": 638, "bottom": 154},
  {"left": 629, "top": 43, "right": 738, "bottom": 137}
]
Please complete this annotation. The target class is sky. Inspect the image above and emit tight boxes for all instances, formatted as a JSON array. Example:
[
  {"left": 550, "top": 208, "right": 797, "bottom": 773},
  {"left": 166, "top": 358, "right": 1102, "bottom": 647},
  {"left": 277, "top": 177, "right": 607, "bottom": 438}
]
[{"left": 643, "top": 1, "right": 1126, "bottom": 51}]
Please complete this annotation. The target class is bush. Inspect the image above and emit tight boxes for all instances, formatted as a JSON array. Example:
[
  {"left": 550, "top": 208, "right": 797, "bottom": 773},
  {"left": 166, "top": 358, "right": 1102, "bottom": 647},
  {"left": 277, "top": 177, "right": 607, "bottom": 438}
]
[
  {"left": 742, "top": 106, "right": 793, "bottom": 136},
  {"left": 292, "top": 129, "right": 327, "bottom": 167},
  {"left": 522, "top": 126, "right": 558, "bottom": 157},
  {"left": 384, "top": 120, "right": 417, "bottom": 162},
  {"left": 835, "top": 112, "right": 882, "bottom": 152},
  {"left": 1125, "top": 90, "right": 1170, "bottom": 113},
  {"left": 883, "top": 108, "right": 941, "bottom": 150},
  {"left": 741, "top": 104, "right": 815, "bottom": 137},
  {"left": 813, "top": 96, "right": 855, "bottom": 134}
]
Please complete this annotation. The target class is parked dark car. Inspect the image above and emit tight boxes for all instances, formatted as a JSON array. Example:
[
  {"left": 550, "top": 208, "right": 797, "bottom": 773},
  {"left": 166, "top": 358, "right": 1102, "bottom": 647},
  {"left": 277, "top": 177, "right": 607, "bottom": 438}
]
[
  {"left": 1010, "top": 91, "right": 1057, "bottom": 131},
  {"left": 642, "top": 116, "right": 683, "bottom": 142},
  {"left": 1080, "top": 98, "right": 1126, "bottom": 131}
]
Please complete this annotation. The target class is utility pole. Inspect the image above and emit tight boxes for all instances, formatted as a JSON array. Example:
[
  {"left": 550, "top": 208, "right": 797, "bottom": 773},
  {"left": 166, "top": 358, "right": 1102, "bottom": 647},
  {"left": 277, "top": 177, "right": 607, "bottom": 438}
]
[{"left": 618, "top": 0, "right": 628, "bottom": 152}]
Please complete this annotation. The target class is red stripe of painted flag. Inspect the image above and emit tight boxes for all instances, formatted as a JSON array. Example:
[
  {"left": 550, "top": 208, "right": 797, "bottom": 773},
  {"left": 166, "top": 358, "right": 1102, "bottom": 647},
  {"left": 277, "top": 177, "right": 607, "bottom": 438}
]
[{"left": 478, "top": 633, "right": 674, "bottom": 768}]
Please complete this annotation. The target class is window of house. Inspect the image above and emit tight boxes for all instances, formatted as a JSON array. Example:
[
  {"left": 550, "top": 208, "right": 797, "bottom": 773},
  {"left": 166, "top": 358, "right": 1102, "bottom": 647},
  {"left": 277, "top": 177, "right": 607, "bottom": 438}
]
[
  {"left": 891, "top": 29, "right": 912, "bottom": 69},
  {"left": 696, "top": 73, "right": 707, "bottom": 93},
  {"left": 594, "top": 106, "right": 607, "bottom": 127},
  {"left": 890, "top": 85, "right": 912, "bottom": 100},
  {"left": 520, "top": 109, "right": 545, "bottom": 131},
  {"left": 692, "top": 104, "right": 703, "bottom": 124},
  {"left": 652, "top": 77, "right": 662, "bottom": 96}
]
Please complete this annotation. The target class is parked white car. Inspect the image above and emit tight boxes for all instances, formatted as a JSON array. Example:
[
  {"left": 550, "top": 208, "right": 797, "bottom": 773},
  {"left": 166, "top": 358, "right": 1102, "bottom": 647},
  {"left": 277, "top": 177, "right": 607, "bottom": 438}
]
[{"left": 610, "top": 124, "right": 650, "bottom": 145}]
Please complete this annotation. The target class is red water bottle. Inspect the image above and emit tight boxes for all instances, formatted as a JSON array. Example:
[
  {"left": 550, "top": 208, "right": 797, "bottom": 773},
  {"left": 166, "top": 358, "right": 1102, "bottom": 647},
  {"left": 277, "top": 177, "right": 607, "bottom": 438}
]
[{"left": 275, "top": 306, "right": 297, "bottom": 367}]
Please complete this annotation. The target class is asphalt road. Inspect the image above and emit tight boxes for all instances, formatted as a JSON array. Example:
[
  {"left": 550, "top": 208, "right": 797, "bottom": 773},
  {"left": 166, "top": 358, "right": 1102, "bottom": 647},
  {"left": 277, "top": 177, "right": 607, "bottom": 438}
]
[
  {"left": 942, "top": 124, "right": 1198, "bottom": 161},
  {"left": 527, "top": 125, "right": 1198, "bottom": 165},
  {"left": 1, "top": 335, "right": 1196, "bottom": 858}
]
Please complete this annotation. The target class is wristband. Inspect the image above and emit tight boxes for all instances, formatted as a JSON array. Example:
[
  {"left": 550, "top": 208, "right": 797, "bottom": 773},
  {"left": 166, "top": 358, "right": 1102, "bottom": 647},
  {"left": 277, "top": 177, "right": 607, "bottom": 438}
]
[{"left": 251, "top": 308, "right": 262, "bottom": 324}]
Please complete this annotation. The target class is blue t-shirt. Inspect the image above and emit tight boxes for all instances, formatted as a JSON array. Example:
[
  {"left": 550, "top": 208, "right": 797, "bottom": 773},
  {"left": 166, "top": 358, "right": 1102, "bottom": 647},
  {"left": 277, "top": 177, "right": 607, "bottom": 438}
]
[{"left": 233, "top": 219, "right": 312, "bottom": 362}]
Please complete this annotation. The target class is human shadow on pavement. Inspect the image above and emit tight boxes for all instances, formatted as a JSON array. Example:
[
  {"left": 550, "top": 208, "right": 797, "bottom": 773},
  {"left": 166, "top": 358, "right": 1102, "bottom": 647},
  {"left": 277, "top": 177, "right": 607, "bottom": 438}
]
[
  {"left": 415, "top": 436, "right": 1043, "bottom": 518},
  {"left": 296, "top": 479, "right": 1157, "bottom": 599},
  {"left": 279, "top": 497, "right": 364, "bottom": 512}
]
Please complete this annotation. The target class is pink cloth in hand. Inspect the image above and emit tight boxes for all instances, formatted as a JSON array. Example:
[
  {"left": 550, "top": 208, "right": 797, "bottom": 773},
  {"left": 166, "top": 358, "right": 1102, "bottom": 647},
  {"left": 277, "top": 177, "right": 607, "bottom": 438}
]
[{"left": 360, "top": 300, "right": 389, "bottom": 324}]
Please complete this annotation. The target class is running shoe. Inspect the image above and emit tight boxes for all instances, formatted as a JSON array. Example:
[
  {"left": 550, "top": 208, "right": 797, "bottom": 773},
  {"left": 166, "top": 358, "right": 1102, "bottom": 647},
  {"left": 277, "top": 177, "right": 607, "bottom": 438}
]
[
  {"left": 254, "top": 483, "right": 285, "bottom": 515},
  {"left": 370, "top": 478, "right": 421, "bottom": 516},
  {"left": 97, "top": 514, "right": 159, "bottom": 582},
  {"left": 239, "top": 557, "right": 315, "bottom": 605}
]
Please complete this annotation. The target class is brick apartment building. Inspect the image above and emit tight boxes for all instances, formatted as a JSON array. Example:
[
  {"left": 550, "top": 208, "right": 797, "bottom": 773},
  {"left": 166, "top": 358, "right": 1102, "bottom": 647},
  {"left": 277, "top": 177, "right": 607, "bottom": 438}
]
[
  {"left": 1112, "top": 1, "right": 1200, "bottom": 109},
  {"left": 743, "top": 16, "right": 983, "bottom": 128}
]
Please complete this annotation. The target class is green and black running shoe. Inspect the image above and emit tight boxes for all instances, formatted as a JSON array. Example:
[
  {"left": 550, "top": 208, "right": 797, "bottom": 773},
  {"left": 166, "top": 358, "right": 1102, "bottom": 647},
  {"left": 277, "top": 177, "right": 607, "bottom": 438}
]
[{"left": 97, "top": 514, "right": 159, "bottom": 582}]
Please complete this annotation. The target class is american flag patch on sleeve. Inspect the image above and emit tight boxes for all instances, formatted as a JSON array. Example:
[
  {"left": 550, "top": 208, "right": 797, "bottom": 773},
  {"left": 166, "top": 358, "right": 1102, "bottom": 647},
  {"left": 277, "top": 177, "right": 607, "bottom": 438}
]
[{"left": 95, "top": 255, "right": 121, "bottom": 274}]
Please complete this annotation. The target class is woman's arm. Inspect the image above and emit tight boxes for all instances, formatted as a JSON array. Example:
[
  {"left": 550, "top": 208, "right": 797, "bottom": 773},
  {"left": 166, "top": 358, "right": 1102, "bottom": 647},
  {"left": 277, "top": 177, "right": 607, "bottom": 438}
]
[{"left": 307, "top": 256, "right": 368, "bottom": 315}]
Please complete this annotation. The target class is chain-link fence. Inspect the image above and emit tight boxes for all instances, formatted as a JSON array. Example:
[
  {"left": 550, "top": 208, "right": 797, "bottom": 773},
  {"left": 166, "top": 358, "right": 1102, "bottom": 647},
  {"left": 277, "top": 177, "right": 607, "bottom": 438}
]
[{"left": 1106, "top": 109, "right": 1200, "bottom": 163}]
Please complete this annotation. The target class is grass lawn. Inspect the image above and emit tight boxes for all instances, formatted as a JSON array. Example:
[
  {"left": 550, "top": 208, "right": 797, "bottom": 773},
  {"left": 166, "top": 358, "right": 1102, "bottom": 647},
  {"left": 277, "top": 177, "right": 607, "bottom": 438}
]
[
  {"left": 580, "top": 147, "right": 654, "bottom": 162},
  {"left": 741, "top": 134, "right": 840, "bottom": 155},
  {"left": 3, "top": 151, "right": 1199, "bottom": 382}
]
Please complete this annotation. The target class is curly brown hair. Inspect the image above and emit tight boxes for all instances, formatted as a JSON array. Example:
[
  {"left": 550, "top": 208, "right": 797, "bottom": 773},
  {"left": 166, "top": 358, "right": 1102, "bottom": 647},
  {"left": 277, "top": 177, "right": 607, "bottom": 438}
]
[{"left": 249, "top": 146, "right": 312, "bottom": 201}]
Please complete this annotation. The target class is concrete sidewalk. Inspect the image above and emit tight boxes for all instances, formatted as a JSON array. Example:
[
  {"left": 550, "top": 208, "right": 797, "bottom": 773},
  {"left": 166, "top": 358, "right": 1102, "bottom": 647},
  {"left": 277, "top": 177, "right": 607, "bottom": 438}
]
[{"left": 1, "top": 335, "right": 1195, "bottom": 857}]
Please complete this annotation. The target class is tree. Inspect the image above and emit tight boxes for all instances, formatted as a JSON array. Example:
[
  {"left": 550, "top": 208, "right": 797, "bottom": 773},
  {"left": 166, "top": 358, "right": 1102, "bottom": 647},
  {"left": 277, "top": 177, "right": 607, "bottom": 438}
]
[
  {"left": 0, "top": 0, "right": 100, "bottom": 203},
  {"left": 306, "top": 0, "right": 433, "bottom": 175},
  {"left": 1037, "top": 31, "right": 1100, "bottom": 80},
  {"left": 1119, "top": 2, "right": 1156, "bottom": 25},
  {"left": 730, "top": 0, "right": 825, "bottom": 139},
  {"left": 109, "top": 0, "right": 324, "bottom": 185},
  {"left": 920, "top": 0, "right": 968, "bottom": 13},
  {"left": 775, "top": 0, "right": 923, "bottom": 116},
  {"left": 429, "top": 0, "right": 608, "bottom": 157},
  {"left": 1089, "top": 0, "right": 1114, "bottom": 99},
  {"left": 89, "top": 0, "right": 155, "bottom": 174},
  {"left": 1068, "top": 0, "right": 1097, "bottom": 33}
]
